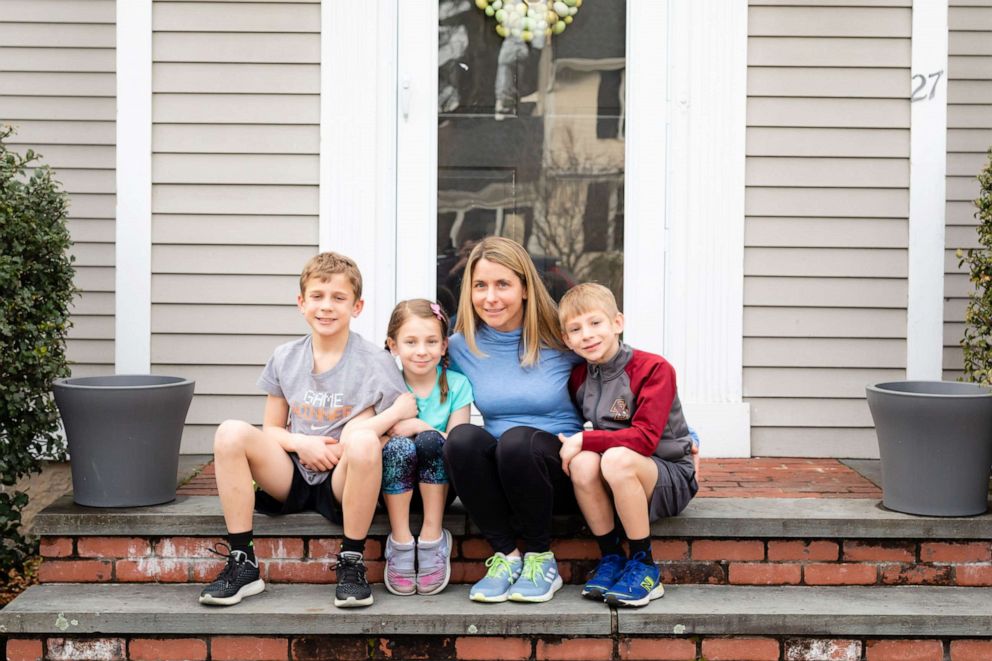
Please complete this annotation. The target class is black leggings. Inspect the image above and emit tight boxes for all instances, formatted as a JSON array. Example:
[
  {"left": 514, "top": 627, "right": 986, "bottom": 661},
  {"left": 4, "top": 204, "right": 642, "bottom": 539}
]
[{"left": 443, "top": 424, "right": 579, "bottom": 555}]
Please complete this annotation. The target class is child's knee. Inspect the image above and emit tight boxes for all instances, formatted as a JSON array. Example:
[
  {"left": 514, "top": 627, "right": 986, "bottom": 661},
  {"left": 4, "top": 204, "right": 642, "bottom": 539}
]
[
  {"left": 413, "top": 430, "right": 444, "bottom": 461},
  {"left": 600, "top": 446, "right": 641, "bottom": 480},
  {"left": 342, "top": 429, "right": 381, "bottom": 465},
  {"left": 569, "top": 451, "right": 602, "bottom": 487},
  {"left": 213, "top": 419, "right": 252, "bottom": 455}
]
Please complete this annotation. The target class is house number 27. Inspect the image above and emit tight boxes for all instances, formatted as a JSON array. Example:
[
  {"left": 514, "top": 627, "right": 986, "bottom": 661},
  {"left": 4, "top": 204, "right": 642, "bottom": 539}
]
[{"left": 911, "top": 70, "right": 944, "bottom": 102}]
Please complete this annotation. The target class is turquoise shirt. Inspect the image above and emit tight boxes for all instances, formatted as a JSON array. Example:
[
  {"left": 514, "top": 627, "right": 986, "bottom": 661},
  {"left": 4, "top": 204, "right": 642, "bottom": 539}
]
[
  {"left": 448, "top": 325, "right": 583, "bottom": 438},
  {"left": 409, "top": 367, "right": 474, "bottom": 432}
]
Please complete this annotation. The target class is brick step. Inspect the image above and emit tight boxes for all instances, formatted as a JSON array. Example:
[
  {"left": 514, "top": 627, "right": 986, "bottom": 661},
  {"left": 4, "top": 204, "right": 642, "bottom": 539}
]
[
  {"left": 32, "top": 495, "right": 992, "bottom": 588},
  {"left": 2, "top": 584, "right": 992, "bottom": 661}
]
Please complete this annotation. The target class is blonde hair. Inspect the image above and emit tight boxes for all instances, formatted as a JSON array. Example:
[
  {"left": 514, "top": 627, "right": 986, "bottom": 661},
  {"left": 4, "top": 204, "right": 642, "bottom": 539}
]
[
  {"left": 385, "top": 299, "right": 452, "bottom": 403},
  {"left": 558, "top": 283, "right": 620, "bottom": 328},
  {"left": 454, "top": 236, "right": 567, "bottom": 366},
  {"left": 299, "top": 252, "right": 362, "bottom": 299}
]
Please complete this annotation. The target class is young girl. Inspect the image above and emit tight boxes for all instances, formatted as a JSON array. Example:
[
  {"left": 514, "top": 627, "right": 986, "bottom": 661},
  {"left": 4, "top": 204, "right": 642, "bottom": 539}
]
[{"left": 381, "top": 299, "right": 474, "bottom": 596}]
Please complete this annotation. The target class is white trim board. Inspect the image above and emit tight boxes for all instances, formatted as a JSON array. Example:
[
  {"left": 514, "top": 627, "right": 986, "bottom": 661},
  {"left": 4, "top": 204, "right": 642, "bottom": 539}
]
[
  {"left": 115, "top": 0, "right": 152, "bottom": 373},
  {"left": 906, "top": 0, "right": 948, "bottom": 380},
  {"left": 320, "top": 0, "right": 399, "bottom": 344},
  {"left": 661, "top": 0, "right": 749, "bottom": 456}
]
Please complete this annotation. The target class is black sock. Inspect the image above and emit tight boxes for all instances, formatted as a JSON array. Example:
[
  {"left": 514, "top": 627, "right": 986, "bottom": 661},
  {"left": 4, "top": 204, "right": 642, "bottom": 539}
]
[
  {"left": 227, "top": 530, "right": 255, "bottom": 563},
  {"left": 341, "top": 535, "right": 365, "bottom": 556},
  {"left": 595, "top": 529, "right": 625, "bottom": 558},
  {"left": 628, "top": 536, "right": 653, "bottom": 564}
]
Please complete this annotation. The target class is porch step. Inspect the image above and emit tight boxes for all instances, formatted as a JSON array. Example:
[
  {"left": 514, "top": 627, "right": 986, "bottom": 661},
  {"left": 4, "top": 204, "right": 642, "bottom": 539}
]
[
  {"left": 3, "top": 583, "right": 991, "bottom": 637},
  {"left": 32, "top": 494, "right": 992, "bottom": 539}
]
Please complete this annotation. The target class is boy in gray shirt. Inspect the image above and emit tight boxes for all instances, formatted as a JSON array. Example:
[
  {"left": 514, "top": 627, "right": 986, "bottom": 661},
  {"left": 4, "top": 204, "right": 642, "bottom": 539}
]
[{"left": 199, "top": 252, "right": 415, "bottom": 609}]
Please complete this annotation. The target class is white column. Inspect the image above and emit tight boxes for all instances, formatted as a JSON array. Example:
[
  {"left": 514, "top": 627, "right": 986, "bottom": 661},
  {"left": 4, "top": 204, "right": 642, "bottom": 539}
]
[
  {"left": 115, "top": 0, "right": 152, "bottom": 373},
  {"left": 662, "top": 0, "right": 750, "bottom": 456},
  {"left": 393, "top": 1, "right": 439, "bottom": 303},
  {"left": 907, "top": 0, "right": 949, "bottom": 380},
  {"left": 624, "top": 0, "right": 669, "bottom": 355},
  {"left": 320, "top": 0, "right": 398, "bottom": 343}
]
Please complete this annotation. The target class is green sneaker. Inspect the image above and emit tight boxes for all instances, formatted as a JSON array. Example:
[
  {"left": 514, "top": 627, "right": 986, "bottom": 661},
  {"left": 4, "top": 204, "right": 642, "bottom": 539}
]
[
  {"left": 469, "top": 552, "right": 523, "bottom": 603},
  {"left": 507, "top": 551, "right": 563, "bottom": 603}
]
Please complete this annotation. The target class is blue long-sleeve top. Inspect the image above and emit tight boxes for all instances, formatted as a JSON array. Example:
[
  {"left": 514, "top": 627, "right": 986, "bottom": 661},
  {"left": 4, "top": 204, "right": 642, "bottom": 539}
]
[{"left": 448, "top": 325, "right": 583, "bottom": 438}]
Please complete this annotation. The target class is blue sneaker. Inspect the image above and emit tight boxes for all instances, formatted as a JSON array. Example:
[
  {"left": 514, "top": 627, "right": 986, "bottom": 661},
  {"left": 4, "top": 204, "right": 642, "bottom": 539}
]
[
  {"left": 469, "top": 552, "right": 523, "bottom": 603},
  {"left": 604, "top": 553, "right": 665, "bottom": 607},
  {"left": 582, "top": 553, "right": 627, "bottom": 601},
  {"left": 507, "top": 551, "right": 563, "bottom": 603}
]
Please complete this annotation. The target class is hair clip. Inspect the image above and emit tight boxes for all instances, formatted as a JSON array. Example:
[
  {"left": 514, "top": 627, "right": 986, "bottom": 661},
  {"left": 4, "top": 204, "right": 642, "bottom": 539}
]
[{"left": 430, "top": 302, "right": 444, "bottom": 322}]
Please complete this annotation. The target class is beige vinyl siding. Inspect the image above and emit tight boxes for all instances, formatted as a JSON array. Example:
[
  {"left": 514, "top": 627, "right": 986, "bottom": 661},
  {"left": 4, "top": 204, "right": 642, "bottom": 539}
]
[
  {"left": 943, "top": 1, "right": 992, "bottom": 382},
  {"left": 151, "top": 1, "right": 320, "bottom": 453},
  {"left": 0, "top": 0, "right": 116, "bottom": 376},
  {"left": 745, "top": 1, "right": 912, "bottom": 457}
]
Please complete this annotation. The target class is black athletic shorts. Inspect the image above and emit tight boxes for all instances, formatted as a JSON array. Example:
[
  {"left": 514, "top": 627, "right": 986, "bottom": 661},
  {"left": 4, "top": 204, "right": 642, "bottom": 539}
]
[{"left": 254, "top": 466, "right": 342, "bottom": 525}]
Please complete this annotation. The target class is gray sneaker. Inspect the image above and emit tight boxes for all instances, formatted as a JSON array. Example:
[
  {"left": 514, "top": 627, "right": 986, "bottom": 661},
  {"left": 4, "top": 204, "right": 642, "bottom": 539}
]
[
  {"left": 469, "top": 552, "right": 523, "bottom": 603},
  {"left": 416, "top": 529, "right": 452, "bottom": 595},
  {"left": 384, "top": 535, "right": 416, "bottom": 596}
]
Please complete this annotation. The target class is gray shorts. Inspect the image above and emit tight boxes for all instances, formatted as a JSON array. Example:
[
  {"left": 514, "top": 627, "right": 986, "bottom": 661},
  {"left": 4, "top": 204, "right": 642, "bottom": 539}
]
[{"left": 648, "top": 456, "right": 698, "bottom": 521}]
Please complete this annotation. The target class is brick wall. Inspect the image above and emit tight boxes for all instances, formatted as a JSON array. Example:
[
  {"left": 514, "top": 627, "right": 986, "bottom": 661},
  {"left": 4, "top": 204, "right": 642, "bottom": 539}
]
[
  {"left": 6, "top": 635, "right": 992, "bottom": 661},
  {"left": 37, "top": 535, "right": 992, "bottom": 588}
]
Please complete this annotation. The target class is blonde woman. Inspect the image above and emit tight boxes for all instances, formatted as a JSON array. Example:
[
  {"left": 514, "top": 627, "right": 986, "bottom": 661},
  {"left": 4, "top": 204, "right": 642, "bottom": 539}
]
[{"left": 443, "top": 237, "right": 583, "bottom": 603}]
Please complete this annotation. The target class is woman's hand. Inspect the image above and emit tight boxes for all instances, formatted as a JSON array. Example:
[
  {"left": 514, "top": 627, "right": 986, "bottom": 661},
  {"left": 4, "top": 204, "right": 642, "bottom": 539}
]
[{"left": 557, "top": 432, "right": 583, "bottom": 476}]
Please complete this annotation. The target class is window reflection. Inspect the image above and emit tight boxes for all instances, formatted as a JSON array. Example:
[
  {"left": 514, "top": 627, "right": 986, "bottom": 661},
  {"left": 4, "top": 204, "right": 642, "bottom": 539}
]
[{"left": 437, "top": 0, "right": 626, "bottom": 315}]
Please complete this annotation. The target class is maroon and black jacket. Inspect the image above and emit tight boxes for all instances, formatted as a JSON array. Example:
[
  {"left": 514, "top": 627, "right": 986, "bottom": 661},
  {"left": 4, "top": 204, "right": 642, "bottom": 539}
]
[{"left": 568, "top": 343, "right": 693, "bottom": 462}]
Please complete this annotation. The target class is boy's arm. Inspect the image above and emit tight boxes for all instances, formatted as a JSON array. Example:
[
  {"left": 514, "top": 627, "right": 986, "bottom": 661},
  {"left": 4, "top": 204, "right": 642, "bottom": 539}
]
[
  {"left": 581, "top": 358, "right": 677, "bottom": 457},
  {"left": 344, "top": 392, "right": 419, "bottom": 438},
  {"left": 260, "top": 395, "right": 341, "bottom": 472}
]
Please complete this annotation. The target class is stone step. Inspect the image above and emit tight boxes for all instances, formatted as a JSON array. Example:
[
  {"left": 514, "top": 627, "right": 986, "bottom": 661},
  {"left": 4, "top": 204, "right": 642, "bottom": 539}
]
[
  {"left": 2, "top": 583, "right": 991, "bottom": 637},
  {"left": 33, "top": 494, "right": 992, "bottom": 539}
]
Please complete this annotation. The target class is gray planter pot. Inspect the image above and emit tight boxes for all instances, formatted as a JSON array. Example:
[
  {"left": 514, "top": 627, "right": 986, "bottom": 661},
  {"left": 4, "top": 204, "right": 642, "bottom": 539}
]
[
  {"left": 866, "top": 380, "right": 992, "bottom": 517},
  {"left": 52, "top": 375, "right": 194, "bottom": 507}
]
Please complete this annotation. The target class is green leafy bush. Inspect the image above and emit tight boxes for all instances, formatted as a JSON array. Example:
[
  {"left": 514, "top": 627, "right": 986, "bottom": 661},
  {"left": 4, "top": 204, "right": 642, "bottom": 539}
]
[
  {"left": 960, "top": 148, "right": 992, "bottom": 385},
  {"left": 0, "top": 126, "right": 75, "bottom": 573}
]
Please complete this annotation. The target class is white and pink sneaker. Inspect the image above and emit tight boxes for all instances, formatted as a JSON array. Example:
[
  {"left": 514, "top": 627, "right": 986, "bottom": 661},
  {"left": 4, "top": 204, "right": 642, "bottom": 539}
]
[
  {"left": 415, "top": 529, "right": 452, "bottom": 595},
  {"left": 384, "top": 535, "right": 416, "bottom": 596}
]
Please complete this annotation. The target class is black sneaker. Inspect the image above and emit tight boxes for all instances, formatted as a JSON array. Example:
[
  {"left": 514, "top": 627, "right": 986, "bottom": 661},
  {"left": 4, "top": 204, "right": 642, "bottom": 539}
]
[
  {"left": 198, "top": 545, "right": 265, "bottom": 606},
  {"left": 334, "top": 551, "right": 373, "bottom": 608}
]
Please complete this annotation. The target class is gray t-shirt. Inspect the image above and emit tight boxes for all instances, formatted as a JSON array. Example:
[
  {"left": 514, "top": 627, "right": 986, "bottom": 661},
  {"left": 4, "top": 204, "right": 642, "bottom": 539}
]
[{"left": 257, "top": 332, "right": 406, "bottom": 485}]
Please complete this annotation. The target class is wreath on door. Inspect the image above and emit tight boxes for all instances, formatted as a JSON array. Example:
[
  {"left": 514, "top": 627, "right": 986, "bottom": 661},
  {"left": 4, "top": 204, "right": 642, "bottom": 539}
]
[{"left": 475, "top": 0, "right": 582, "bottom": 43}]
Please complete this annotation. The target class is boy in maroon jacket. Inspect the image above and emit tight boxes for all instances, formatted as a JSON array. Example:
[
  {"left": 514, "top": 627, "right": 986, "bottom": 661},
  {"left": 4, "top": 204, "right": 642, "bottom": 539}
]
[{"left": 557, "top": 283, "right": 698, "bottom": 607}]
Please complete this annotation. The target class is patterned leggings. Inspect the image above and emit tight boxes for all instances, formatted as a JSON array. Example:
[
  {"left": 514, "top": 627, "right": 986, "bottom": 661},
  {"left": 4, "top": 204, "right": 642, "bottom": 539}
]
[{"left": 381, "top": 430, "right": 448, "bottom": 495}]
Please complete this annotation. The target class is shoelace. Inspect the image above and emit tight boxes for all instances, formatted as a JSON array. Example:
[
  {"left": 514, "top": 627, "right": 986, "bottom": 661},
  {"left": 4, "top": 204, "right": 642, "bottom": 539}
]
[
  {"left": 519, "top": 551, "right": 555, "bottom": 585},
  {"left": 590, "top": 554, "right": 626, "bottom": 581},
  {"left": 207, "top": 543, "right": 248, "bottom": 586},
  {"left": 483, "top": 554, "right": 515, "bottom": 578},
  {"left": 335, "top": 553, "right": 368, "bottom": 586},
  {"left": 612, "top": 552, "right": 655, "bottom": 592}
]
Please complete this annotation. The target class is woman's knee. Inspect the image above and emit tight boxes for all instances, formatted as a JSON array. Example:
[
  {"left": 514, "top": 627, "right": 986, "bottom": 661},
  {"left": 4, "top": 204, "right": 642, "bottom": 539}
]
[{"left": 442, "top": 424, "right": 481, "bottom": 461}]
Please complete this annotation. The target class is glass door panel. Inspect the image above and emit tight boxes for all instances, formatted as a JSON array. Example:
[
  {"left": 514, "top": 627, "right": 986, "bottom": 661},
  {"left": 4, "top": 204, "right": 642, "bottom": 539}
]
[{"left": 436, "top": 0, "right": 627, "bottom": 315}]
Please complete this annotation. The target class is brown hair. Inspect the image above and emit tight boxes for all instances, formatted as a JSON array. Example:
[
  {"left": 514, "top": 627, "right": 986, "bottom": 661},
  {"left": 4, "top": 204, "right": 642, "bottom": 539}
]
[
  {"left": 558, "top": 283, "right": 620, "bottom": 328},
  {"left": 299, "top": 252, "right": 362, "bottom": 299},
  {"left": 453, "top": 236, "right": 567, "bottom": 366},
  {"left": 385, "top": 299, "right": 452, "bottom": 403}
]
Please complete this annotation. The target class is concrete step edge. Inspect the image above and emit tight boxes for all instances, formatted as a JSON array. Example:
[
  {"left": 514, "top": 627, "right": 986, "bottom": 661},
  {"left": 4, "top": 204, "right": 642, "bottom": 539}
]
[{"left": 2, "top": 584, "right": 990, "bottom": 638}]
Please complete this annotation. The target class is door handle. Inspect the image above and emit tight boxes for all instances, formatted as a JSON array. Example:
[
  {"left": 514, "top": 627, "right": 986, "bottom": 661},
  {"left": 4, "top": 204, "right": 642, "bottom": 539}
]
[{"left": 400, "top": 78, "right": 412, "bottom": 119}]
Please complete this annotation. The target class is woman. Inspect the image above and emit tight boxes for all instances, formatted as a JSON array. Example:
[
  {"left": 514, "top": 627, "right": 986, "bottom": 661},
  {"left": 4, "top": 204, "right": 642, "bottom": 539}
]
[{"left": 443, "top": 237, "right": 583, "bottom": 603}]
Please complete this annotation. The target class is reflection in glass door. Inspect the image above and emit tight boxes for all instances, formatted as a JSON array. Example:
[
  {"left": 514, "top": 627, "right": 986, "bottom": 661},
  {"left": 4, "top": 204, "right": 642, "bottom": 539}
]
[{"left": 435, "top": 0, "right": 626, "bottom": 316}]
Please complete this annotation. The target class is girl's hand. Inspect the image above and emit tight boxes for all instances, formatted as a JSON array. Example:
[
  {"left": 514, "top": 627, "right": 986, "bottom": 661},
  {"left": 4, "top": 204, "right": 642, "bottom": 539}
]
[
  {"left": 389, "top": 417, "right": 432, "bottom": 438},
  {"left": 390, "top": 392, "right": 419, "bottom": 420},
  {"left": 557, "top": 432, "right": 583, "bottom": 476},
  {"left": 294, "top": 433, "right": 339, "bottom": 472}
]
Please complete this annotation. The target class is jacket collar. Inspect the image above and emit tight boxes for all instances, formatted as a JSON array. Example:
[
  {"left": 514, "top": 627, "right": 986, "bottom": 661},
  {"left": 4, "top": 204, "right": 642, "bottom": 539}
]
[{"left": 588, "top": 342, "right": 632, "bottom": 381}]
